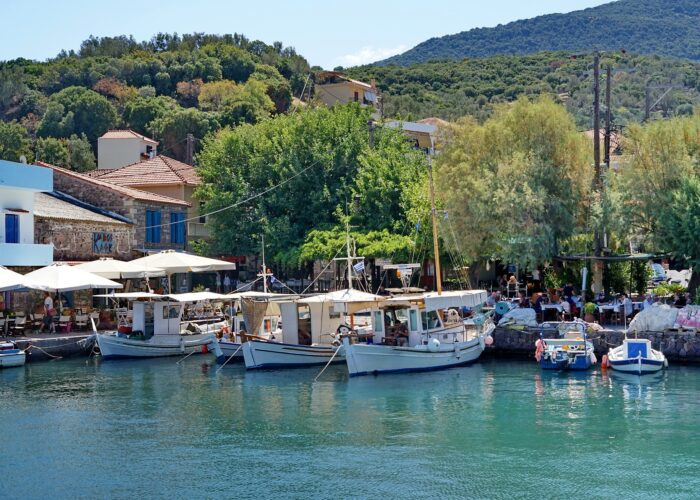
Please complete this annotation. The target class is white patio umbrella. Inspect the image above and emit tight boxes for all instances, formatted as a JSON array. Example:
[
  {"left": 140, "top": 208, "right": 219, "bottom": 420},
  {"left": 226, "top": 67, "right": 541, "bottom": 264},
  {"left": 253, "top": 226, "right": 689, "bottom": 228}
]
[
  {"left": 130, "top": 250, "right": 236, "bottom": 293},
  {"left": 0, "top": 266, "right": 42, "bottom": 292},
  {"left": 23, "top": 263, "right": 123, "bottom": 292},
  {"left": 73, "top": 258, "right": 165, "bottom": 279}
]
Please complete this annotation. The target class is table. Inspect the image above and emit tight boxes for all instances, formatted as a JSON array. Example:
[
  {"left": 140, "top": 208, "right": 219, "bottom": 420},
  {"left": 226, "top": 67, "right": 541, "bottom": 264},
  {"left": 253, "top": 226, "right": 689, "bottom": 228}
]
[{"left": 541, "top": 304, "right": 564, "bottom": 321}]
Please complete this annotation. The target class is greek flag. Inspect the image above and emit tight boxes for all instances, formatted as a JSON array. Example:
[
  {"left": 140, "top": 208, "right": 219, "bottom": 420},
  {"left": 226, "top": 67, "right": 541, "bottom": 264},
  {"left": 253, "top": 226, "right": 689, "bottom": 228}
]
[{"left": 353, "top": 261, "right": 365, "bottom": 273}]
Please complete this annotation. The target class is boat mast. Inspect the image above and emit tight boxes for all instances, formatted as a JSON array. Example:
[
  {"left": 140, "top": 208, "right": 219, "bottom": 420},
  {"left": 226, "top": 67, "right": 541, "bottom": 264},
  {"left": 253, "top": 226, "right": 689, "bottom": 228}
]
[
  {"left": 428, "top": 155, "right": 442, "bottom": 295},
  {"left": 346, "top": 219, "right": 354, "bottom": 290},
  {"left": 258, "top": 234, "right": 270, "bottom": 293}
]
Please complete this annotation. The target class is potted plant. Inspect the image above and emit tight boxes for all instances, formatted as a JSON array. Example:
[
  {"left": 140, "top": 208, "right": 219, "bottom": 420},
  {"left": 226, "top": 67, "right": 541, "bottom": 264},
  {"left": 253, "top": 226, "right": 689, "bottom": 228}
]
[{"left": 583, "top": 302, "right": 597, "bottom": 323}]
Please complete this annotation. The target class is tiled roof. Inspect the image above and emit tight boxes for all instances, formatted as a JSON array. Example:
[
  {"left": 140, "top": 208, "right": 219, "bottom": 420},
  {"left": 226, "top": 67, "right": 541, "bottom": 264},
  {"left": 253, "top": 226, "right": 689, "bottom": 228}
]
[
  {"left": 385, "top": 120, "right": 437, "bottom": 135},
  {"left": 100, "top": 129, "right": 159, "bottom": 144},
  {"left": 85, "top": 169, "right": 115, "bottom": 178},
  {"left": 34, "top": 161, "right": 191, "bottom": 207},
  {"left": 34, "top": 192, "right": 131, "bottom": 225},
  {"left": 94, "top": 155, "right": 201, "bottom": 187}
]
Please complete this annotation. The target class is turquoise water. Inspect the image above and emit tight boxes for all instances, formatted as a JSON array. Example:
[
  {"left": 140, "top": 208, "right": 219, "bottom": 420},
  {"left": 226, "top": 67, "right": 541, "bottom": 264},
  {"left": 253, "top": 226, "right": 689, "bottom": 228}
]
[{"left": 1, "top": 356, "right": 699, "bottom": 499}]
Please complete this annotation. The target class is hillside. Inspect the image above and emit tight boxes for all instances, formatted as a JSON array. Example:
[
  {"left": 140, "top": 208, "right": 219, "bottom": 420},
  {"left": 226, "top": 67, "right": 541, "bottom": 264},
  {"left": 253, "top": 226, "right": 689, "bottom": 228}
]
[
  {"left": 379, "top": 0, "right": 700, "bottom": 66},
  {"left": 349, "top": 51, "right": 700, "bottom": 127},
  {"left": 0, "top": 33, "right": 310, "bottom": 166}
]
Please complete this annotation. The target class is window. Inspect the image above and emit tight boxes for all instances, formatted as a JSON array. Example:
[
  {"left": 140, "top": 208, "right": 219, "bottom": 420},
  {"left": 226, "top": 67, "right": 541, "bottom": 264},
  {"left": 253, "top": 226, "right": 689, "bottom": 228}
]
[
  {"left": 170, "top": 212, "right": 185, "bottom": 244},
  {"left": 199, "top": 201, "right": 207, "bottom": 224},
  {"left": 353, "top": 91, "right": 359, "bottom": 102},
  {"left": 5, "top": 214, "right": 19, "bottom": 244},
  {"left": 409, "top": 309, "right": 418, "bottom": 332},
  {"left": 145, "top": 210, "right": 161, "bottom": 244},
  {"left": 373, "top": 311, "right": 383, "bottom": 333}
]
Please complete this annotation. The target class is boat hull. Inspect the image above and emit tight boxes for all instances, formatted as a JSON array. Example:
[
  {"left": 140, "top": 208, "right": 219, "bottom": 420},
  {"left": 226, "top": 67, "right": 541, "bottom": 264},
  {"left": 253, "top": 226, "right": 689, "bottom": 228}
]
[
  {"left": 609, "top": 358, "right": 665, "bottom": 375},
  {"left": 217, "top": 340, "right": 244, "bottom": 363},
  {"left": 97, "top": 333, "right": 224, "bottom": 362},
  {"left": 607, "top": 341, "right": 667, "bottom": 375},
  {"left": 0, "top": 350, "right": 26, "bottom": 368},
  {"left": 242, "top": 340, "right": 344, "bottom": 369},
  {"left": 540, "top": 351, "right": 595, "bottom": 371},
  {"left": 344, "top": 337, "right": 484, "bottom": 376}
]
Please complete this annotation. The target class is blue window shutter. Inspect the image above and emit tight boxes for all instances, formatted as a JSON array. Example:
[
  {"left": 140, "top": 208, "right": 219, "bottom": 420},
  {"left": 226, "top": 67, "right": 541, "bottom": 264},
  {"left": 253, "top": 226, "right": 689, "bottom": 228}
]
[
  {"left": 145, "top": 210, "right": 153, "bottom": 243},
  {"left": 154, "top": 211, "right": 161, "bottom": 243}
]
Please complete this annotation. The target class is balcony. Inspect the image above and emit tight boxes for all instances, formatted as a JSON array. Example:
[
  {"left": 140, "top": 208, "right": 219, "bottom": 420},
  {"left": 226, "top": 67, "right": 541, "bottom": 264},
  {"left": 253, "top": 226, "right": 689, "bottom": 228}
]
[
  {"left": 0, "top": 243, "right": 54, "bottom": 267},
  {"left": 188, "top": 222, "right": 210, "bottom": 239}
]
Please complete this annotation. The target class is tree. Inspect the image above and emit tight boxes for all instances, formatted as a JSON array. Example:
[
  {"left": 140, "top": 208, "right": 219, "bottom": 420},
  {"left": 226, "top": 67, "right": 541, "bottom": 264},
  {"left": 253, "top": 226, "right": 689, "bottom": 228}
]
[
  {"left": 656, "top": 175, "right": 700, "bottom": 299},
  {"left": 35, "top": 137, "right": 69, "bottom": 166},
  {"left": 0, "top": 121, "right": 32, "bottom": 162},
  {"left": 37, "top": 86, "right": 119, "bottom": 143},
  {"left": 68, "top": 133, "right": 96, "bottom": 172},
  {"left": 150, "top": 107, "right": 219, "bottom": 162},
  {"left": 251, "top": 64, "right": 292, "bottom": 113},
  {"left": 196, "top": 104, "right": 426, "bottom": 266},
  {"left": 123, "top": 96, "right": 179, "bottom": 135},
  {"left": 436, "top": 96, "right": 591, "bottom": 270}
]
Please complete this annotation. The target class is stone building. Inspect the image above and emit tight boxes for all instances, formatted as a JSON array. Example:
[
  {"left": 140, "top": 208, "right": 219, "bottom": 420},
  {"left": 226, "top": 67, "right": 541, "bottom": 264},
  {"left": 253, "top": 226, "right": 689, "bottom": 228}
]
[
  {"left": 35, "top": 161, "right": 190, "bottom": 256},
  {"left": 34, "top": 192, "right": 133, "bottom": 262}
]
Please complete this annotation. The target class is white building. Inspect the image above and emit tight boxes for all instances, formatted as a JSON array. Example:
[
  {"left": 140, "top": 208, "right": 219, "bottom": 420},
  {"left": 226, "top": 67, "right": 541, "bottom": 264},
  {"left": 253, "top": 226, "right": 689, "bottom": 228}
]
[
  {"left": 0, "top": 159, "right": 54, "bottom": 266},
  {"left": 97, "top": 129, "right": 158, "bottom": 170}
]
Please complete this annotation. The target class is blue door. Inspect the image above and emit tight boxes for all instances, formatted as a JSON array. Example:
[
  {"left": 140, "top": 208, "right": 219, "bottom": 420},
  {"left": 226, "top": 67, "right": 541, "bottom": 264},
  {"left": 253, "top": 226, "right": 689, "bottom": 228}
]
[{"left": 5, "top": 214, "right": 19, "bottom": 243}]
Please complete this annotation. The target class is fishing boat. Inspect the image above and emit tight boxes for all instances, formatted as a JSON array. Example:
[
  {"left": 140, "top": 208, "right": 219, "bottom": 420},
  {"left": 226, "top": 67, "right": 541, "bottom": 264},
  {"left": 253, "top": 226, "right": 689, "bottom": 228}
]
[
  {"left": 606, "top": 338, "right": 668, "bottom": 375},
  {"left": 341, "top": 159, "right": 494, "bottom": 377},
  {"left": 342, "top": 290, "right": 494, "bottom": 376},
  {"left": 535, "top": 325, "right": 596, "bottom": 371},
  {"left": 0, "top": 342, "right": 25, "bottom": 368},
  {"left": 94, "top": 293, "right": 224, "bottom": 361}
]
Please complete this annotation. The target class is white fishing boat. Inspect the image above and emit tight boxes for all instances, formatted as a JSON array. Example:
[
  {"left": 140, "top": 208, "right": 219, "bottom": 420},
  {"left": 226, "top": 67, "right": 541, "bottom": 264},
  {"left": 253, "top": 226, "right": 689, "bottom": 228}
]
[
  {"left": 607, "top": 338, "right": 668, "bottom": 375},
  {"left": 342, "top": 290, "right": 493, "bottom": 376},
  {"left": 342, "top": 159, "right": 494, "bottom": 377},
  {"left": 0, "top": 342, "right": 25, "bottom": 368},
  {"left": 94, "top": 293, "right": 224, "bottom": 361}
]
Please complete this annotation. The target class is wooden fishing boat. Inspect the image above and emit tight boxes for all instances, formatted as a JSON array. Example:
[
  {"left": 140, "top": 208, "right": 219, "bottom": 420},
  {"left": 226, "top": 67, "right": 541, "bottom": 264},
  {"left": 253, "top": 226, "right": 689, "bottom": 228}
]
[{"left": 607, "top": 338, "right": 667, "bottom": 375}]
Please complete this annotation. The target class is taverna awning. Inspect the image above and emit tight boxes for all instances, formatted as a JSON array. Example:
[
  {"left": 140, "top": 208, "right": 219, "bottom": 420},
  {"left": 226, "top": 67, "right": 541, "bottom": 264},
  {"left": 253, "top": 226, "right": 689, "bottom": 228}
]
[
  {"left": 24, "top": 263, "right": 123, "bottom": 292},
  {"left": 0, "top": 266, "right": 41, "bottom": 292},
  {"left": 73, "top": 257, "right": 165, "bottom": 279},
  {"left": 130, "top": 250, "right": 236, "bottom": 274}
]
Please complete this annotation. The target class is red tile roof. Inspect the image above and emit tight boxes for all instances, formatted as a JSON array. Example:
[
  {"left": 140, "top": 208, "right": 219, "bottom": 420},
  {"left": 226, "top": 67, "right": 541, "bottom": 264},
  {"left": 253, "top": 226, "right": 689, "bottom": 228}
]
[
  {"left": 34, "top": 161, "right": 190, "bottom": 207},
  {"left": 94, "top": 155, "right": 201, "bottom": 187},
  {"left": 100, "top": 129, "right": 159, "bottom": 144}
]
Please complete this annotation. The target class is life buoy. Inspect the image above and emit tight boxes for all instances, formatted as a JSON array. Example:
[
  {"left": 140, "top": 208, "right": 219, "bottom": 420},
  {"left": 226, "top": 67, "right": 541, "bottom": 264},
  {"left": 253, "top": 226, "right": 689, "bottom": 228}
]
[{"left": 601, "top": 354, "right": 609, "bottom": 370}]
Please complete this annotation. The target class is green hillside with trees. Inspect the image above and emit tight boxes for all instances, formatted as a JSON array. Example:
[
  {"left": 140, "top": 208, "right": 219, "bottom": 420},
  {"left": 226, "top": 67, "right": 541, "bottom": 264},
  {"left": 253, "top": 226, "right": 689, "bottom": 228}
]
[
  {"left": 379, "top": 0, "right": 700, "bottom": 66},
  {"left": 348, "top": 51, "right": 700, "bottom": 127},
  {"left": 0, "top": 33, "right": 310, "bottom": 166}
]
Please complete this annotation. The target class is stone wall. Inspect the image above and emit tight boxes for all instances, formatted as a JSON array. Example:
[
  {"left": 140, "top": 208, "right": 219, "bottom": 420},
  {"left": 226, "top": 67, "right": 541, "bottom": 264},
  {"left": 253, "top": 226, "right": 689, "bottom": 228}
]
[
  {"left": 488, "top": 326, "right": 700, "bottom": 364},
  {"left": 35, "top": 218, "right": 134, "bottom": 261},
  {"left": 52, "top": 172, "right": 187, "bottom": 254}
]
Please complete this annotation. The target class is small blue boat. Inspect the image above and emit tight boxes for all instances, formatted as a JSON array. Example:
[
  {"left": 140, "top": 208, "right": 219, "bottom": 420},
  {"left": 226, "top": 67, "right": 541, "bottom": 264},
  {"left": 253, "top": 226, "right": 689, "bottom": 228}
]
[{"left": 536, "top": 327, "right": 596, "bottom": 371}]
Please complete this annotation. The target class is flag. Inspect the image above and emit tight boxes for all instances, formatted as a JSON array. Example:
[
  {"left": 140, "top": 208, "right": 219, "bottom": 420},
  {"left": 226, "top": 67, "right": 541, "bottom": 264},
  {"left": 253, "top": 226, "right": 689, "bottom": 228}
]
[
  {"left": 270, "top": 275, "right": 280, "bottom": 284},
  {"left": 353, "top": 261, "right": 365, "bottom": 273}
]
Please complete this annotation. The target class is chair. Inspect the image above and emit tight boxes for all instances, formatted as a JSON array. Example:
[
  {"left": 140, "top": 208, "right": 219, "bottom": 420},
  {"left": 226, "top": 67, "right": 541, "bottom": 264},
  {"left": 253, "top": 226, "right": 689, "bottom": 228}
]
[
  {"left": 58, "top": 315, "right": 72, "bottom": 333},
  {"left": 74, "top": 315, "right": 88, "bottom": 330},
  {"left": 32, "top": 314, "right": 44, "bottom": 331},
  {"left": 10, "top": 316, "right": 27, "bottom": 336}
]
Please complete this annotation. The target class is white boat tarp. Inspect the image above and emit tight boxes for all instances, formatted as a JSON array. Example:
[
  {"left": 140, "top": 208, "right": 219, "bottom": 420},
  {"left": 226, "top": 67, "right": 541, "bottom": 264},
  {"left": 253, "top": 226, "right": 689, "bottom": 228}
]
[
  {"left": 166, "top": 291, "right": 229, "bottom": 302},
  {"left": 498, "top": 307, "right": 538, "bottom": 327},
  {"left": 94, "top": 292, "right": 164, "bottom": 299},
  {"left": 628, "top": 304, "right": 679, "bottom": 332},
  {"left": 24, "top": 263, "right": 123, "bottom": 292},
  {"left": 73, "top": 258, "right": 165, "bottom": 279},
  {"left": 424, "top": 290, "right": 488, "bottom": 311}
]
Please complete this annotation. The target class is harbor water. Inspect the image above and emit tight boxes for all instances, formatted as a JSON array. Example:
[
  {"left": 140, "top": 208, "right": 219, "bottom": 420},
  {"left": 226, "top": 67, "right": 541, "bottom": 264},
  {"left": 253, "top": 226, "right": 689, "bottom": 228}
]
[{"left": 1, "top": 357, "right": 699, "bottom": 499}]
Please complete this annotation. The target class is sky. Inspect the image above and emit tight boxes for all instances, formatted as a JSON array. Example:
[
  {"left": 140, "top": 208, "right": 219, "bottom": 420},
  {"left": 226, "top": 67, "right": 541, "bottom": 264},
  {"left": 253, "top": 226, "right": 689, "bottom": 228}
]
[{"left": 0, "top": 0, "right": 611, "bottom": 68}]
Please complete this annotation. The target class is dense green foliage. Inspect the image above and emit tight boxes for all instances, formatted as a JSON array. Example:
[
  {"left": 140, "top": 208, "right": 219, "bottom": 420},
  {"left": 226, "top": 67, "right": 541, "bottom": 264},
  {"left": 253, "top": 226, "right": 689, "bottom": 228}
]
[
  {"left": 0, "top": 33, "right": 310, "bottom": 165},
  {"left": 196, "top": 104, "right": 427, "bottom": 267},
  {"left": 379, "top": 0, "right": 700, "bottom": 66},
  {"left": 436, "top": 97, "right": 591, "bottom": 270},
  {"left": 349, "top": 51, "right": 700, "bottom": 126}
]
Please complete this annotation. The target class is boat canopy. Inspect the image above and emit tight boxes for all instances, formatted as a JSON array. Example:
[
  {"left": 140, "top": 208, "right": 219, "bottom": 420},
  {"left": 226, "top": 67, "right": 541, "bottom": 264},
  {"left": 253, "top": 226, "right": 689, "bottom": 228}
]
[
  {"left": 423, "top": 290, "right": 488, "bottom": 311},
  {"left": 166, "top": 291, "right": 229, "bottom": 302},
  {"left": 94, "top": 292, "right": 164, "bottom": 299}
]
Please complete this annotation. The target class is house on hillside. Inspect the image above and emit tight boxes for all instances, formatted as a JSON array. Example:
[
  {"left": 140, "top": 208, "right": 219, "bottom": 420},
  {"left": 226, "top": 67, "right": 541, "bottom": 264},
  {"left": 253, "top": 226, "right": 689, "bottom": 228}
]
[
  {"left": 384, "top": 120, "right": 439, "bottom": 153},
  {"left": 91, "top": 154, "right": 208, "bottom": 244},
  {"left": 315, "top": 71, "right": 380, "bottom": 116},
  {"left": 0, "top": 160, "right": 54, "bottom": 267},
  {"left": 97, "top": 129, "right": 158, "bottom": 170},
  {"left": 34, "top": 192, "right": 134, "bottom": 262},
  {"left": 35, "top": 161, "right": 190, "bottom": 256}
]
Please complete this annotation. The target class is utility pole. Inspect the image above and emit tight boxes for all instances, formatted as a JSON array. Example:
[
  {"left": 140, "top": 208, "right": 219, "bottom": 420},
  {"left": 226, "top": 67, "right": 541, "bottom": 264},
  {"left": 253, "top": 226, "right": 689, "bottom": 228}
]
[
  {"left": 592, "top": 52, "right": 604, "bottom": 298},
  {"left": 644, "top": 84, "right": 652, "bottom": 122},
  {"left": 185, "top": 133, "right": 194, "bottom": 166},
  {"left": 604, "top": 65, "right": 612, "bottom": 169}
]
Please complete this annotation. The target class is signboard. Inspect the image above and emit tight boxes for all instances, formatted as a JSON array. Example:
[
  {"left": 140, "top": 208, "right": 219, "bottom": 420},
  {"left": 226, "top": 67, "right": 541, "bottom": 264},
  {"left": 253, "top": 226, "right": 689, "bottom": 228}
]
[{"left": 93, "top": 232, "right": 113, "bottom": 253}]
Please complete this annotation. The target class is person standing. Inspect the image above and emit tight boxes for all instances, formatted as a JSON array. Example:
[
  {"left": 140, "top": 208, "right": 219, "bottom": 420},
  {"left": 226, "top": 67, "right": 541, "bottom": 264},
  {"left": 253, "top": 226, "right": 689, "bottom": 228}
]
[
  {"left": 532, "top": 268, "right": 541, "bottom": 292},
  {"left": 42, "top": 292, "right": 56, "bottom": 333},
  {"left": 215, "top": 273, "right": 222, "bottom": 293},
  {"left": 223, "top": 274, "right": 231, "bottom": 293}
]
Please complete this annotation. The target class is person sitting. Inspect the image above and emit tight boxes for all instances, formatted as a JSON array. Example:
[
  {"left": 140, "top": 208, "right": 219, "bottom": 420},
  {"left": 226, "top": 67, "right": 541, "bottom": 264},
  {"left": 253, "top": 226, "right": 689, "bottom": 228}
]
[
  {"left": 622, "top": 293, "right": 634, "bottom": 318},
  {"left": 507, "top": 275, "right": 518, "bottom": 298},
  {"left": 559, "top": 297, "right": 571, "bottom": 320},
  {"left": 519, "top": 292, "right": 531, "bottom": 308},
  {"left": 531, "top": 293, "right": 544, "bottom": 315}
]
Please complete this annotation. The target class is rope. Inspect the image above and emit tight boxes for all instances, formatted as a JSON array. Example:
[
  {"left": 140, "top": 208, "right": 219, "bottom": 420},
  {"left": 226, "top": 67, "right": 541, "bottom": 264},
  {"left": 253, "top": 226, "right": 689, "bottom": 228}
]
[
  {"left": 215, "top": 343, "right": 243, "bottom": 373},
  {"left": 23, "top": 344, "right": 63, "bottom": 360},
  {"left": 300, "top": 243, "right": 345, "bottom": 295}
]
